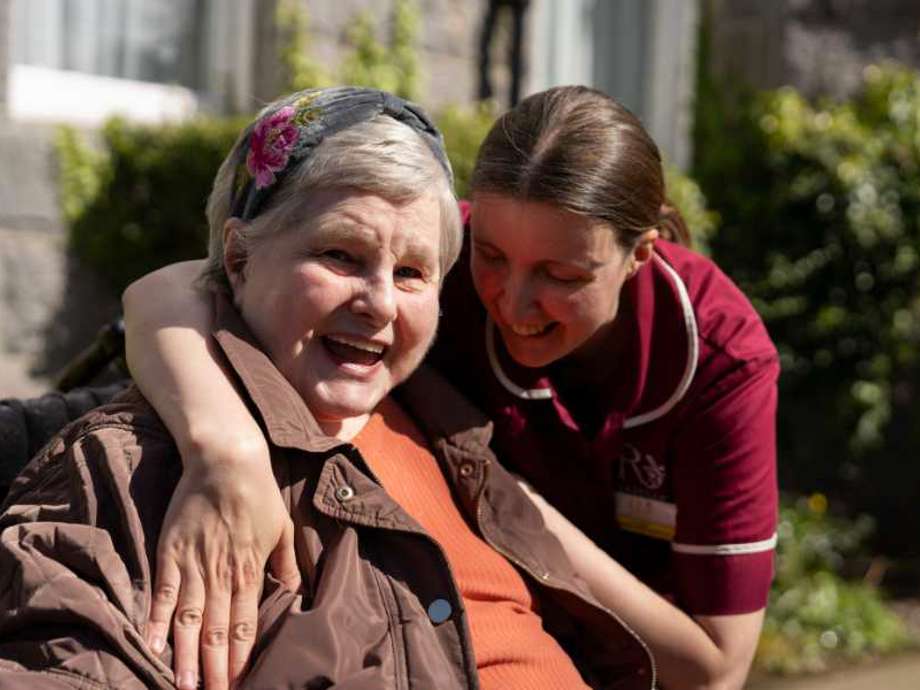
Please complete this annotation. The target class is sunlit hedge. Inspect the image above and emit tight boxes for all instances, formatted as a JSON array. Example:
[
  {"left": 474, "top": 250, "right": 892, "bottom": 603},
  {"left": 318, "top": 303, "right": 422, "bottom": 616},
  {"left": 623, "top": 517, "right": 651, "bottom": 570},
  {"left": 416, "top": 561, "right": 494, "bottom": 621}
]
[
  {"left": 696, "top": 63, "right": 920, "bottom": 553},
  {"left": 756, "top": 495, "right": 913, "bottom": 673}
]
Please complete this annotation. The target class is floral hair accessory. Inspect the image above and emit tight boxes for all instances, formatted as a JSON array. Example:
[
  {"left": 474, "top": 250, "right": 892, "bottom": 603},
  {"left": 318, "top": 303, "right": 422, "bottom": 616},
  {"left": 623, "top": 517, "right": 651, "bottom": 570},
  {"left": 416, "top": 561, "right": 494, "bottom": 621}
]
[
  {"left": 230, "top": 86, "right": 452, "bottom": 222},
  {"left": 246, "top": 105, "right": 298, "bottom": 189}
]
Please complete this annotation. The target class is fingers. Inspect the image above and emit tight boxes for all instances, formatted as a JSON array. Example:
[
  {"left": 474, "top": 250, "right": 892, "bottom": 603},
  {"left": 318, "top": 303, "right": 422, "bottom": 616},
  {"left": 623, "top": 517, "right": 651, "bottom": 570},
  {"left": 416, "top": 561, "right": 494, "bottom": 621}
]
[
  {"left": 228, "top": 566, "right": 260, "bottom": 688},
  {"left": 148, "top": 555, "right": 180, "bottom": 655},
  {"left": 200, "top": 565, "right": 233, "bottom": 690},
  {"left": 268, "top": 520, "right": 302, "bottom": 593},
  {"left": 172, "top": 565, "right": 205, "bottom": 690},
  {"left": 158, "top": 548, "right": 258, "bottom": 690}
]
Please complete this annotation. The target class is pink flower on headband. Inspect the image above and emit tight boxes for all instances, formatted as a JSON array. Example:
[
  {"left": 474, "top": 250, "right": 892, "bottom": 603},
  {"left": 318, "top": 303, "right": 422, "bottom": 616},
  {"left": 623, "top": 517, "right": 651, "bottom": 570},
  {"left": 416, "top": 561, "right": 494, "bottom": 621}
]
[{"left": 246, "top": 105, "right": 299, "bottom": 189}]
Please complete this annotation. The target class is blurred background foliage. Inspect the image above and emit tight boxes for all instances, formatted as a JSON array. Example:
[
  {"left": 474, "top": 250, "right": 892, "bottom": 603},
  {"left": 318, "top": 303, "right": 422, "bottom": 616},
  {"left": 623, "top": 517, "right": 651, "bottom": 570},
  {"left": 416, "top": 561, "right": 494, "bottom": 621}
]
[
  {"left": 757, "top": 495, "right": 913, "bottom": 673},
  {"left": 55, "top": 0, "right": 920, "bottom": 675},
  {"left": 695, "top": 62, "right": 920, "bottom": 559}
]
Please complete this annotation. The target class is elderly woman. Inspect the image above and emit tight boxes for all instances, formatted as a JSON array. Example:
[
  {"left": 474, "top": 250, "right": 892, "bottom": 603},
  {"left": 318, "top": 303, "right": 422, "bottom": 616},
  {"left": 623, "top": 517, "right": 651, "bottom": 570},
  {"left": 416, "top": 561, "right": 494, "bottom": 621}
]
[{"left": 0, "top": 87, "right": 652, "bottom": 690}]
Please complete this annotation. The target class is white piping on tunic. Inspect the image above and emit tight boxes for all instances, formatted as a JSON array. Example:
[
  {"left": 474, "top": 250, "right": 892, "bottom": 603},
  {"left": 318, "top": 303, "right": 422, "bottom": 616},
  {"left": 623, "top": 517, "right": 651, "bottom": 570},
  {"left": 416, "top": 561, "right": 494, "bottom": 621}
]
[
  {"left": 485, "top": 319, "right": 554, "bottom": 400},
  {"left": 671, "top": 533, "right": 778, "bottom": 556},
  {"left": 622, "top": 255, "right": 699, "bottom": 429},
  {"left": 485, "top": 254, "right": 700, "bottom": 428}
]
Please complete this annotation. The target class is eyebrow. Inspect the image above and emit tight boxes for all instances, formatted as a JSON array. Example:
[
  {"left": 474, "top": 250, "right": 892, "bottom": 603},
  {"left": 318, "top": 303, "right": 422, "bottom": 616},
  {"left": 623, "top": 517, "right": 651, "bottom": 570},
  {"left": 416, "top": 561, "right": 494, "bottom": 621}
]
[
  {"left": 474, "top": 238, "right": 603, "bottom": 272},
  {"left": 400, "top": 240, "right": 439, "bottom": 270},
  {"left": 306, "top": 220, "right": 375, "bottom": 244},
  {"left": 544, "top": 258, "right": 605, "bottom": 272},
  {"left": 307, "top": 220, "right": 439, "bottom": 269}
]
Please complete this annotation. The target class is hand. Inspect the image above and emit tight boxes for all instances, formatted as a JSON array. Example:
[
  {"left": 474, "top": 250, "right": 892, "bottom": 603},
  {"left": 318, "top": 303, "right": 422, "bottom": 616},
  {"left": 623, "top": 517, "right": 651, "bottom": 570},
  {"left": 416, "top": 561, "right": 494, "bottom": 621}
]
[{"left": 145, "top": 443, "right": 300, "bottom": 690}]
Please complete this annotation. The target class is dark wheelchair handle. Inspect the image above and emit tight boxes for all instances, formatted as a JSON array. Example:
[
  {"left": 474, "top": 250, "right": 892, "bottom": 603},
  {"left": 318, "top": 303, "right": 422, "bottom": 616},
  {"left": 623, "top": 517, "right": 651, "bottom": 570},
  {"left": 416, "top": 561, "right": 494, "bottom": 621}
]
[{"left": 54, "top": 317, "right": 127, "bottom": 392}]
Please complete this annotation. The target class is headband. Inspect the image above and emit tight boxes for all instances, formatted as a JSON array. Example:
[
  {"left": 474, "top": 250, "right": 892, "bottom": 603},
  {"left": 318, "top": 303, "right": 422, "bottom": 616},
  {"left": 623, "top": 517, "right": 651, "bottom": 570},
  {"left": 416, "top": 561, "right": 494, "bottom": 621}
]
[{"left": 230, "top": 86, "right": 453, "bottom": 221}]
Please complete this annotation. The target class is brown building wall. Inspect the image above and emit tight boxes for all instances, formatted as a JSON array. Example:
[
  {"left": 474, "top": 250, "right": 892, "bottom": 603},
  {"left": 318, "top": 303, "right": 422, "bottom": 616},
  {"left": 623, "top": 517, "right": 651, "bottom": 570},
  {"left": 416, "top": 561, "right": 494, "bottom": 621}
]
[
  {"left": 709, "top": 0, "right": 920, "bottom": 99},
  {"left": 0, "top": 0, "right": 9, "bottom": 118},
  {"left": 253, "top": 0, "right": 483, "bottom": 109}
]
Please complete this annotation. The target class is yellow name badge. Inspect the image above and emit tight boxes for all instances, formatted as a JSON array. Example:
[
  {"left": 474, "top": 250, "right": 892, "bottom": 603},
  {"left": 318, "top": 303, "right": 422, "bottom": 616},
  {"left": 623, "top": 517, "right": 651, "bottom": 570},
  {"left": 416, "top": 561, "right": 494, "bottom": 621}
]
[{"left": 615, "top": 491, "right": 677, "bottom": 541}]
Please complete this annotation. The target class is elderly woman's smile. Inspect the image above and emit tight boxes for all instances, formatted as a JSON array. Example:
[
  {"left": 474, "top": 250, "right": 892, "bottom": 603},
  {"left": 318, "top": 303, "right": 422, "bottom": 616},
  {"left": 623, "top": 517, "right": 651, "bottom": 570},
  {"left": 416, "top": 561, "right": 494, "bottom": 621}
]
[
  {"left": 323, "top": 333, "right": 387, "bottom": 366},
  {"left": 225, "top": 188, "right": 443, "bottom": 431}
]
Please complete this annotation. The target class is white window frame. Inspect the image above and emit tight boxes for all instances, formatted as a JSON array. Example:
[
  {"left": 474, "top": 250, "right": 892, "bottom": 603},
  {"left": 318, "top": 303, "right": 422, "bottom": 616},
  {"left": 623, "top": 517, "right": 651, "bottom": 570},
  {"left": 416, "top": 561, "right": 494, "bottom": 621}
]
[{"left": 6, "top": 0, "right": 255, "bottom": 126}]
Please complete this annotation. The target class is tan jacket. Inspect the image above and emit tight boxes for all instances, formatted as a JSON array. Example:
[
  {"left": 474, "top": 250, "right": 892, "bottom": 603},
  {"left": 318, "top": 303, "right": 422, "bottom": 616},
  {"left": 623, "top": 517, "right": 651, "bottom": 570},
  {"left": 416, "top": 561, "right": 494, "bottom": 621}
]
[{"left": 0, "top": 296, "right": 654, "bottom": 690}]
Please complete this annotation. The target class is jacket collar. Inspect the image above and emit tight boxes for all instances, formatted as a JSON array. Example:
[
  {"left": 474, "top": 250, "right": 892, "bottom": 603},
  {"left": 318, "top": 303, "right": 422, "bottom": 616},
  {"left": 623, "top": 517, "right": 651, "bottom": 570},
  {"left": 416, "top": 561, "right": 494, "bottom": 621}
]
[
  {"left": 211, "top": 292, "right": 341, "bottom": 454},
  {"left": 396, "top": 364, "right": 494, "bottom": 458}
]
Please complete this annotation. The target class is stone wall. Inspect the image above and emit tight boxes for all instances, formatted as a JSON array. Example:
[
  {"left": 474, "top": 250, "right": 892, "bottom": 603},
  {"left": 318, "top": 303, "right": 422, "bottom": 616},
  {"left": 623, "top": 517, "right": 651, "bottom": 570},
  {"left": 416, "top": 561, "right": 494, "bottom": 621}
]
[
  {"left": 253, "top": 0, "right": 483, "bottom": 108},
  {"left": 0, "top": 0, "right": 8, "bottom": 118},
  {"left": 709, "top": 0, "right": 920, "bottom": 99},
  {"left": 0, "top": 122, "right": 119, "bottom": 398},
  {"left": 0, "top": 4, "right": 120, "bottom": 398}
]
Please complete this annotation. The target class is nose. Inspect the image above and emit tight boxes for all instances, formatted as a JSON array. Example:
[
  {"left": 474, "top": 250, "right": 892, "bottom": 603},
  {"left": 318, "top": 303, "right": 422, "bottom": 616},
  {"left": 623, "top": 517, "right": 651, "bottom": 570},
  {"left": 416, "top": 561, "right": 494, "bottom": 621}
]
[
  {"left": 497, "top": 271, "right": 538, "bottom": 324},
  {"left": 352, "top": 270, "right": 397, "bottom": 327}
]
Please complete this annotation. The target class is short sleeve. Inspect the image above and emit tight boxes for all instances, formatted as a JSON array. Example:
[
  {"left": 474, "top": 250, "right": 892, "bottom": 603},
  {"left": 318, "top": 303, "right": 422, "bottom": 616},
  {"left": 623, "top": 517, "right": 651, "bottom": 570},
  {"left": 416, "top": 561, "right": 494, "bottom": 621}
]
[{"left": 669, "top": 354, "right": 780, "bottom": 615}]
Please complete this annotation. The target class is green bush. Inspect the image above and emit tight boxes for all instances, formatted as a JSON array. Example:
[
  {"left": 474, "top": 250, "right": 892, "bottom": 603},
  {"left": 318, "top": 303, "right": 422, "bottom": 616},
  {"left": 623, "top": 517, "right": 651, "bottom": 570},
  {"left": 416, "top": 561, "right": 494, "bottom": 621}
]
[
  {"left": 436, "top": 102, "right": 497, "bottom": 199},
  {"left": 695, "top": 63, "right": 920, "bottom": 552},
  {"left": 665, "top": 165, "right": 719, "bottom": 254},
  {"left": 756, "top": 495, "right": 913, "bottom": 674},
  {"left": 60, "top": 117, "right": 244, "bottom": 294}
]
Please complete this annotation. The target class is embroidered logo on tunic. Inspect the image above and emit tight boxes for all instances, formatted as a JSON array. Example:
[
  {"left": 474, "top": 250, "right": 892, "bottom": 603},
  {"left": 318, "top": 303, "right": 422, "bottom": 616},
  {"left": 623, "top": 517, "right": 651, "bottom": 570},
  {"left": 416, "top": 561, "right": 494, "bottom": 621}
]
[
  {"left": 615, "top": 443, "right": 675, "bottom": 540},
  {"left": 618, "top": 443, "right": 667, "bottom": 491}
]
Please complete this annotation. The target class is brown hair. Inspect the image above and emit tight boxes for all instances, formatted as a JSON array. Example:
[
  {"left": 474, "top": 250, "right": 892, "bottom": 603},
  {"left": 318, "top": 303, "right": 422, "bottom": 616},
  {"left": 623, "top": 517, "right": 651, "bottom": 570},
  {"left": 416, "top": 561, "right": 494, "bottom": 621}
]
[{"left": 471, "top": 85, "right": 690, "bottom": 248}]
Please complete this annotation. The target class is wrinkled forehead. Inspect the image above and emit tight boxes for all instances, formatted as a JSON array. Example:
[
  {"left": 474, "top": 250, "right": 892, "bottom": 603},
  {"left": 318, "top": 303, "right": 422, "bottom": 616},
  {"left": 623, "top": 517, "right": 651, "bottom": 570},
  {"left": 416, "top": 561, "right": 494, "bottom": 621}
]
[{"left": 287, "top": 188, "right": 442, "bottom": 261}]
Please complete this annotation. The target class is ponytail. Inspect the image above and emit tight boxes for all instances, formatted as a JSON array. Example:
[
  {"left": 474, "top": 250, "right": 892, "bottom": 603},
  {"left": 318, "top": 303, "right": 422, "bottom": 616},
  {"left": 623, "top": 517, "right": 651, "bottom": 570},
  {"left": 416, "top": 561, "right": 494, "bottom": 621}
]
[{"left": 658, "top": 201, "right": 692, "bottom": 248}]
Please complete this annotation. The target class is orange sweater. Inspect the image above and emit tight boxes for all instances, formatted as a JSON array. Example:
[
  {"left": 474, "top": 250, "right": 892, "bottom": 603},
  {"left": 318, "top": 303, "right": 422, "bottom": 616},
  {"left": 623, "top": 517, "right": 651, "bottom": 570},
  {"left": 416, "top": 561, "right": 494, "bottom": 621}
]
[{"left": 353, "top": 397, "right": 589, "bottom": 690}]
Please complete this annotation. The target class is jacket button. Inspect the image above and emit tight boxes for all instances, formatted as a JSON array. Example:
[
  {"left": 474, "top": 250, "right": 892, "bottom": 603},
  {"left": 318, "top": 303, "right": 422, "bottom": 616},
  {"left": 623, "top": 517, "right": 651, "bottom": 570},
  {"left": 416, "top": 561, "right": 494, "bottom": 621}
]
[
  {"left": 335, "top": 485, "right": 355, "bottom": 502},
  {"left": 458, "top": 463, "right": 475, "bottom": 478},
  {"left": 427, "top": 598, "right": 452, "bottom": 624}
]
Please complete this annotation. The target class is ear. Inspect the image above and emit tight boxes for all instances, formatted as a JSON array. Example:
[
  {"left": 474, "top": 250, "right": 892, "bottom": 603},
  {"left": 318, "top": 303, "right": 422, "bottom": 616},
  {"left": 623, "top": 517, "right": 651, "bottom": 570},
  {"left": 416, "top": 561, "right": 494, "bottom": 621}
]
[
  {"left": 628, "top": 228, "right": 659, "bottom": 278},
  {"left": 223, "top": 217, "right": 249, "bottom": 294}
]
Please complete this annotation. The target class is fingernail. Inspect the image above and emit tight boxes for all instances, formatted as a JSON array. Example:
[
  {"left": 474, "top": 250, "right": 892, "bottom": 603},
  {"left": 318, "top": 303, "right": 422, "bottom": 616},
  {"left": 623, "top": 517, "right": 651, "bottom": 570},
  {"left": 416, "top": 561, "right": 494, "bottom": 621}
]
[
  {"left": 149, "top": 635, "right": 165, "bottom": 654},
  {"left": 177, "top": 671, "right": 196, "bottom": 689}
]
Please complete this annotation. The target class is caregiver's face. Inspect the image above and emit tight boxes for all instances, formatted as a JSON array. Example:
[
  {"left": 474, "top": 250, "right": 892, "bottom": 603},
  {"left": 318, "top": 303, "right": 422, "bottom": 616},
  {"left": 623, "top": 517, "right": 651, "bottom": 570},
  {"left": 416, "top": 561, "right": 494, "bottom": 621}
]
[
  {"left": 470, "top": 194, "right": 651, "bottom": 369},
  {"left": 226, "top": 188, "right": 442, "bottom": 427}
]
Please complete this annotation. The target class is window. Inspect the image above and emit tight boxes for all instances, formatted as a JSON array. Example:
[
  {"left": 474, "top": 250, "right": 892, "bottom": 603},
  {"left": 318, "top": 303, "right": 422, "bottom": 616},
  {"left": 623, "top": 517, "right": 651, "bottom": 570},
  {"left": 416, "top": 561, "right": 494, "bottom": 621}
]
[
  {"left": 8, "top": 0, "right": 253, "bottom": 125},
  {"left": 12, "top": 0, "right": 208, "bottom": 90}
]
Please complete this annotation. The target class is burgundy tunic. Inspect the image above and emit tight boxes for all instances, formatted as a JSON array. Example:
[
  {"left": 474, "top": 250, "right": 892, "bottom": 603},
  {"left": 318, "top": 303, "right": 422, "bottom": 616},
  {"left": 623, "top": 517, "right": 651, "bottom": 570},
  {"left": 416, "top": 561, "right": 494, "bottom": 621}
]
[{"left": 432, "top": 221, "right": 779, "bottom": 616}]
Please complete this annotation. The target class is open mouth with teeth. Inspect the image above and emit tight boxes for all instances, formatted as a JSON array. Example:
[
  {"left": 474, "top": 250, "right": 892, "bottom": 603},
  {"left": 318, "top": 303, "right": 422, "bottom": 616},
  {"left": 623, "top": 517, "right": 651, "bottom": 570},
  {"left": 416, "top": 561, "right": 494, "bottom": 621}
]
[
  {"left": 322, "top": 334, "right": 387, "bottom": 366},
  {"left": 508, "top": 322, "right": 558, "bottom": 337}
]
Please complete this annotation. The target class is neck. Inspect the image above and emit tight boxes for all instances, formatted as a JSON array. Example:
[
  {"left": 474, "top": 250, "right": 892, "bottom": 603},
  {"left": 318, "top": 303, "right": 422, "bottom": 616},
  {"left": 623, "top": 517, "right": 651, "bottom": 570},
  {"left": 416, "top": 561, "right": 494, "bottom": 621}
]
[
  {"left": 557, "top": 307, "right": 632, "bottom": 389},
  {"left": 316, "top": 413, "right": 372, "bottom": 442}
]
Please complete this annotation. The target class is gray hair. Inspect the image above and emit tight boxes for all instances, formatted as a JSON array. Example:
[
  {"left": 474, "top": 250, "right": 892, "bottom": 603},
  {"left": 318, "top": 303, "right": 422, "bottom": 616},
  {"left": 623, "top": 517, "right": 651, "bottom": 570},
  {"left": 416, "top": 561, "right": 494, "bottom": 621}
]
[{"left": 202, "top": 114, "right": 462, "bottom": 290}]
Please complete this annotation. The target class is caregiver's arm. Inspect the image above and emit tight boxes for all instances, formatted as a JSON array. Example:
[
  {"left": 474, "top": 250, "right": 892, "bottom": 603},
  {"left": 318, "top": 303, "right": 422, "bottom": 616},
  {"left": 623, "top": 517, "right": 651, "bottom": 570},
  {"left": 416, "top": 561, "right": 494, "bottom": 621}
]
[
  {"left": 517, "top": 482, "right": 762, "bottom": 690},
  {"left": 123, "top": 261, "right": 299, "bottom": 690},
  {"left": 518, "top": 353, "right": 779, "bottom": 690}
]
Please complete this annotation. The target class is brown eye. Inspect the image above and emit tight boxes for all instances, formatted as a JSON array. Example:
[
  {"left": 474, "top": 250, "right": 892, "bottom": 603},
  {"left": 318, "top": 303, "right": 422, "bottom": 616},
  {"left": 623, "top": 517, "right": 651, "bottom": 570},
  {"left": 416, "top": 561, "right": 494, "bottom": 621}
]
[
  {"left": 395, "top": 266, "right": 423, "bottom": 280},
  {"left": 322, "top": 249, "right": 354, "bottom": 263}
]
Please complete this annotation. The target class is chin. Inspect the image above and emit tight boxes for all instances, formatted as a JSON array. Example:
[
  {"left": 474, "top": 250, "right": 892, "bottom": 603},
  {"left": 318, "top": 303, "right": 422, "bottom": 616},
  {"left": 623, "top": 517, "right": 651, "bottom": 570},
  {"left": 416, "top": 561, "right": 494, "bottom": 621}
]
[
  {"left": 503, "top": 338, "right": 568, "bottom": 369},
  {"left": 306, "top": 380, "right": 388, "bottom": 420},
  {"left": 508, "top": 350, "right": 555, "bottom": 369}
]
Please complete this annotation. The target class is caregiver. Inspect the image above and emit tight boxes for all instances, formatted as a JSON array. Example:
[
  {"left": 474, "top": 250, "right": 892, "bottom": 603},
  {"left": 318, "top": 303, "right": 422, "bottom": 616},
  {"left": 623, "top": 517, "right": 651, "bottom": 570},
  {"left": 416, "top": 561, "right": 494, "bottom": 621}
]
[{"left": 124, "top": 85, "right": 778, "bottom": 690}]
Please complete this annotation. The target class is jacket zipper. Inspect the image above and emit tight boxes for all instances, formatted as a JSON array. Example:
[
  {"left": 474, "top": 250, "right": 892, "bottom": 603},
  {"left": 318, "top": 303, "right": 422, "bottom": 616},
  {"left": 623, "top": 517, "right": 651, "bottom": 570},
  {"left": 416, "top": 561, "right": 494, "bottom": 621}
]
[{"left": 473, "top": 462, "right": 657, "bottom": 690}]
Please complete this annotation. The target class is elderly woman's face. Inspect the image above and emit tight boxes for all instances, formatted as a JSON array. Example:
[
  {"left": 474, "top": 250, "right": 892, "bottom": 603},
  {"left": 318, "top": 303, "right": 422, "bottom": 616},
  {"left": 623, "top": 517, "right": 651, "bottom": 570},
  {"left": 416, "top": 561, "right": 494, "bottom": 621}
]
[{"left": 226, "top": 188, "right": 442, "bottom": 425}]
